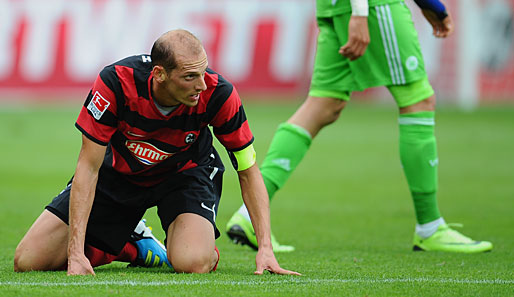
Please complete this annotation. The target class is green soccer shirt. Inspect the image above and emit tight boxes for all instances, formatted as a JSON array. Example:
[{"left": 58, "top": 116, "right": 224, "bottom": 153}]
[{"left": 316, "top": 0, "right": 403, "bottom": 17}]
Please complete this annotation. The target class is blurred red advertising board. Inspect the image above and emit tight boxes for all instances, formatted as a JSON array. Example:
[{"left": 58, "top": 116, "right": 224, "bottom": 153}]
[{"left": 0, "top": 0, "right": 512, "bottom": 103}]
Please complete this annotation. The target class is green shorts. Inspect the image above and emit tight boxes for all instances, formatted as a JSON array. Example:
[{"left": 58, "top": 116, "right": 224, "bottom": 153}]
[{"left": 309, "top": 1, "right": 434, "bottom": 107}]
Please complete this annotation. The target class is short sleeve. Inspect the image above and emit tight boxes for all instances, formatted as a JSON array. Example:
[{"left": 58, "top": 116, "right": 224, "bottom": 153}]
[
  {"left": 210, "top": 86, "right": 254, "bottom": 151},
  {"left": 75, "top": 67, "right": 119, "bottom": 145}
]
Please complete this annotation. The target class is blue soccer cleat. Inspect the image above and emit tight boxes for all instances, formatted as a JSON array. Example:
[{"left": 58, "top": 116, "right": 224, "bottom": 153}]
[{"left": 129, "top": 219, "right": 172, "bottom": 268}]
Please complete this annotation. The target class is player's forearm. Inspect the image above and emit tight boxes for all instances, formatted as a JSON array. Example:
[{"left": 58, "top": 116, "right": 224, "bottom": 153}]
[
  {"left": 413, "top": 0, "right": 448, "bottom": 20},
  {"left": 68, "top": 136, "right": 105, "bottom": 257},
  {"left": 68, "top": 165, "right": 99, "bottom": 256},
  {"left": 237, "top": 164, "right": 272, "bottom": 249}
]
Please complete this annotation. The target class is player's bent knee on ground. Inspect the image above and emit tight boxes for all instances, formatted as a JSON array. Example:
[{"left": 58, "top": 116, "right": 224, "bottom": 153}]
[
  {"left": 14, "top": 244, "right": 63, "bottom": 272},
  {"left": 168, "top": 236, "right": 217, "bottom": 273},
  {"left": 170, "top": 252, "right": 215, "bottom": 274},
  {"left": 167, "top": 213, "right": 217, "bottom": 273},
  {"left": 12, "top": 244, "right": 44, "bottom": 272},
  {"left": 14, "top": 210, "right": 68, "bottom": 272},
  {"left": 13, "top": 248, "right": 28, "bottom": 272},
  {"left": 14, "top": 241, "right": 63, "bottom": 272}
]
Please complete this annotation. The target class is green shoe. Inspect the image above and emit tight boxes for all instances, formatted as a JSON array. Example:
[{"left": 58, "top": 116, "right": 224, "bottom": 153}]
[
  {"left": 226, "top": 212, "right": 295, "bottom": 252},
  {"left": 413, "top": 223, "right": 493, "bottom": 253}
]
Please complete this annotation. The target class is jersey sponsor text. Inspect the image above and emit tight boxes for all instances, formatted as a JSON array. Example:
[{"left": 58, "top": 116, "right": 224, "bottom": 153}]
[{"left": 126, "top": 140, "right": 174, "bottom": 165}]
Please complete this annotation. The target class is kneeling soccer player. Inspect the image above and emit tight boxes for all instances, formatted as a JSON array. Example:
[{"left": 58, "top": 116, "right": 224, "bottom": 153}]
[{"left": 14, "top": 29, "right": 300, "bottom": 276}]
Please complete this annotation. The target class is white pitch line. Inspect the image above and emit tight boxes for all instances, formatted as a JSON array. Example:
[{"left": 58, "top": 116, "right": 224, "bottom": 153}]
[{"left": 1, "top": 277, "right": 513, "bottom": 287}]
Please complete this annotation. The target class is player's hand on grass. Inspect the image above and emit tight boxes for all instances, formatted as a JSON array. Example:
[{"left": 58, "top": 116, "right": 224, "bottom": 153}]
[
  {"left": 67, "top": 253, "right": 95, "bottom": 276},
  {"left": 254, "top": 247, "right": 301, "bottom": 276},
  {"left": 421, "top": 9, "right": 454, "bottom": 38},
  {"left": 339, "top": 15, "right": 370, "bottom": 61}
]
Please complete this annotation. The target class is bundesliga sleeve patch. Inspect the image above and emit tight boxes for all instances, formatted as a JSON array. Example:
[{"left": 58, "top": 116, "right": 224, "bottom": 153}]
[{"left": 87, "top": 91, "right": 111, "bottom": 120}]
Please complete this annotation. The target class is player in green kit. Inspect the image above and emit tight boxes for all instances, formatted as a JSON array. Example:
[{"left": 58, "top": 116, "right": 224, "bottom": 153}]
[{"left": 227, "top": 0, "right": 493, "bottom": 253}]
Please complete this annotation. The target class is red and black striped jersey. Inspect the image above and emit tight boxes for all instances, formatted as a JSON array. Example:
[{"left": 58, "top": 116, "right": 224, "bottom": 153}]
[{"left": 75, "top": 54, "right": 254, "bottom": 186}]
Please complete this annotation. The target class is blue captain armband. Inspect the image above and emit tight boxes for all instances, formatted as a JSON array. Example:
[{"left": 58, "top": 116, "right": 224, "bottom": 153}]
[
  {"left": 414, "top": 0, "right": 448, "bottom": 20},
  {"left": 228, "top": 144, "right": 256, "bottom": 171}
]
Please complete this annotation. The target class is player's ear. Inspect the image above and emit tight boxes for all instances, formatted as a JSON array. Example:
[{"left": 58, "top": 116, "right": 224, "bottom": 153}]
[{"left": 152, "top": 66, "right": 167, "bottom": 83}]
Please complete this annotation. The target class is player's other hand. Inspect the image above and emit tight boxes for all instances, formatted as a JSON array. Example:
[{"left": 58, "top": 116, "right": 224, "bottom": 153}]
[
  {"left": 67, "top": 253, "right": 95, "bottom": 276},
  {"left": 422, "top": 9, "right": 454, "bottom": 38},
  {"left": 339, "top": 15, "right": 370, "bottom": 61},
  {"left": 254, "top": 247, "right": 301, "bottom": 276}
]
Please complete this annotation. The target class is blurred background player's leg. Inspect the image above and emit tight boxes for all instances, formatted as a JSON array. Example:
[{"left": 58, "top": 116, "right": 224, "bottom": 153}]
[
  {"left": 381, "top": 1, "right": 492, "bottom": 252},
  {"left": 227, "top": 1, "right": 493, "bottom": 253},
  {"left": 226, "top": 96, "right": 347, "bottom": 252},
  {"left": 391, "top": 80, "right": 493, "bottom": 253},
  {"left": 226, "top": 15, "right": 352, "bottom": 252}
]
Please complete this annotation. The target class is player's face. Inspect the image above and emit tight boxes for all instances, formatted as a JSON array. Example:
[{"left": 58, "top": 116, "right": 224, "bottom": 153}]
[{"left": 161, "top": 51, "right": 208, "bottom": 107}]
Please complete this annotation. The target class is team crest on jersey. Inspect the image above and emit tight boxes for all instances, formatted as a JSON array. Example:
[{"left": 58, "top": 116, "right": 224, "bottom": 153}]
[
  {"left": 185, "top": 133, "right": 196, "bottom": 144},
  {"left": 87, "top": 91, "right": 110, "bottom": 120},
  {"left": 406, "top": 56, "right": 419, "bottom": 71},
  {"left": 126, "top": 140, "right": 174, "bottom": 165}
]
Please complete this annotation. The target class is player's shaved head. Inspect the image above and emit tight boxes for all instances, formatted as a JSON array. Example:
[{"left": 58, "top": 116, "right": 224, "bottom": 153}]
[{"left": 151, "top": 29, "right": 205, "bottom": 72}]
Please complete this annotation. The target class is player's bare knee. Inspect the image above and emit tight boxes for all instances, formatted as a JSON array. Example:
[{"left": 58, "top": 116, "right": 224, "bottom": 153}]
[
  {"left": 323, "top": 99, "right": 346, "bottom": 126},
  {"left": 328, "top": 108, "right": 343, "bottom": 124},
  {"left": 14, "top": 239, "right": 64, "bottom": 272},
  {"left": 171, "top": 257, "right": 212, "bottom": 274},
  {"left": 13, "top": 245, "right": 32, "bottom": 272},
  {"left": 13, "top": 260, "right": 25, "bottom": 272},
  {"left": 169, "top": 247, "right": 215, "bottom": 274},
  {"left": 13, "top": 250, "right": 23, "bottom": 272},
  {"left": 401, "top": 95, "right": 436, "bottom": 113},
  {"left": 420, "top": 95, "right": 436, "bottom": 110}
]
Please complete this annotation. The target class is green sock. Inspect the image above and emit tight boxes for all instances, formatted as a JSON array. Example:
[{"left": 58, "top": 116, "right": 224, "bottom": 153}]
[
  {"left": 399, "top": 111, "right": 441, "bottom": 224},
  {"left": 260, "top": 123, "right": 312, "bottom": 200}
]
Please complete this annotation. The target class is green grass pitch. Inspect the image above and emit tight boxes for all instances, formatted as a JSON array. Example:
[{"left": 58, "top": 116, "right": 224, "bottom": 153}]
[{"left": 0, "top": 100, "right": 513, "bottom": 296}]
